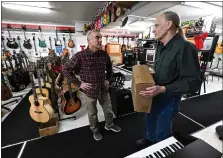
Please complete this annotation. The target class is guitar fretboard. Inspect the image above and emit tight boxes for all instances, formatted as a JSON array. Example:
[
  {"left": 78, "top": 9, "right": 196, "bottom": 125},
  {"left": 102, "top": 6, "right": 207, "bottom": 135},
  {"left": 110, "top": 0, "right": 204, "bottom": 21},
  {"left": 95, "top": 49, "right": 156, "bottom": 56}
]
[{"left": 29, "top": 71, "right": 38, "bottom": 102}]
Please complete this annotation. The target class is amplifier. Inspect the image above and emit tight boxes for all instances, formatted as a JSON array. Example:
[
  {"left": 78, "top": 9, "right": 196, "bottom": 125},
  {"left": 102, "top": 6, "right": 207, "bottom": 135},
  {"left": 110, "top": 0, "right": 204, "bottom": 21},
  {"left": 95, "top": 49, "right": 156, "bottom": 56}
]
[{"left": 110, "top": 88, "right": 135, "bottom": 117}]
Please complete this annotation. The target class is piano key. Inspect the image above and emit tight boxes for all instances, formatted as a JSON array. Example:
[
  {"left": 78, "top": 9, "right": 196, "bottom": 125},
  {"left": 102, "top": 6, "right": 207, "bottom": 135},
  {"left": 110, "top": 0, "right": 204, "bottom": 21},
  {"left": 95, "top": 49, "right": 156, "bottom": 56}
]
[
  {"left": 153, "top": 152, "right": 160, "bottom": 158},
  {"left": 161, "top": 148, "right": 168, "bottom": 157},
  {"left": 170, "top": 144, "right": 178, "bottom": 151},
  {"left": 156, "top": 151, "right": 164, "bottom": 158},
  {"left": 176, "top": 142, "right": 184, "bottom": 148},
  {"left": 166, "top": 146, "right": 174, "bottom": 154},
  {"left": 172, "top": 143, "right": 180, "bottom": 150},
  {"left": 148, "top": 154, "right": 153, "bottom": 158},
  {"left": 163, "top": 147, "right": 171, "bottom": 155}
]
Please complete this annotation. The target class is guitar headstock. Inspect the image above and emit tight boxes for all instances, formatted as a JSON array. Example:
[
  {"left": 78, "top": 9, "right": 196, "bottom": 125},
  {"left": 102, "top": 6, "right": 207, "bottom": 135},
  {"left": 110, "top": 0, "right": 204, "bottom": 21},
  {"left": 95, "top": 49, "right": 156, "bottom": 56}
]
[
  {"left": 49, "top": 37, "right": 51, "bottom": 41},
  {"left": 38, "top": 26, "right": 41, "bottom": 31},
  {"left": 17, "top": 36, "right": 20, "bottom": 41},
  {"left": 21, "top": 25, "right": 26, "bottom": 31},
  {"left": 1, "top": 36, "right": 4, "bottom": 41},
  {"left": 33, "top": 35, "right": 35, "bottom": 41}
]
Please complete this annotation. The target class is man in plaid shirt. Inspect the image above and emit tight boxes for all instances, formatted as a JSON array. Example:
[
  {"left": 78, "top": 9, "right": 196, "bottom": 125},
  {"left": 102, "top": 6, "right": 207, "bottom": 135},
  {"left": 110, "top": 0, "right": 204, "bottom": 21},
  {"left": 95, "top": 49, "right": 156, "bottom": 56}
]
[{"left": 63, "top": 29, "right": 121, "bottom": 141}]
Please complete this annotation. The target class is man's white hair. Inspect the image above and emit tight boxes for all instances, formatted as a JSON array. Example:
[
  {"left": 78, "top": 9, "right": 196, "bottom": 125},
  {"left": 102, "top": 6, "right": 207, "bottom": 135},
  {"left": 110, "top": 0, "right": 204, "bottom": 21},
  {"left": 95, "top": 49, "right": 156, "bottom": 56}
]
[{"left": 86, "top": 29, "right": 100, "bottom": 41}]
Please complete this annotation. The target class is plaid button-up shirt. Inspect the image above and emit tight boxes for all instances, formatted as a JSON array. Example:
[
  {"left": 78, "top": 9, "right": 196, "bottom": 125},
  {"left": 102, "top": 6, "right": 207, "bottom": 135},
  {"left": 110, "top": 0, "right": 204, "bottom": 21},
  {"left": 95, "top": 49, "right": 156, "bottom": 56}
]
[{"left": 62, "top": 48, "right": 113, "bottom": 99}]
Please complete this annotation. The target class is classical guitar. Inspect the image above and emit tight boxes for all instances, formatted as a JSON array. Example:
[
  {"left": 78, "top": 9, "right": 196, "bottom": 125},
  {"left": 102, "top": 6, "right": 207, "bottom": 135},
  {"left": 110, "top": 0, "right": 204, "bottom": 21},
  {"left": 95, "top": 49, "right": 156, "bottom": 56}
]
[
  {"left": 22, "top": 25, "right": 32, "bottom": 49},
  {"left": 68, "top": 28, "right": 75, "bottom": 48},
  {"left": 6, "top": 25, "right": 19, "bottom": 49},
  {"left": 61, "top": 79, "right": 81, "bottom": 115},
  {"left": 38, "top": 26, "right": 47, "bottom": 48},
  {"left": 28, "top": 62, "right": 54, "bottom": 123}
]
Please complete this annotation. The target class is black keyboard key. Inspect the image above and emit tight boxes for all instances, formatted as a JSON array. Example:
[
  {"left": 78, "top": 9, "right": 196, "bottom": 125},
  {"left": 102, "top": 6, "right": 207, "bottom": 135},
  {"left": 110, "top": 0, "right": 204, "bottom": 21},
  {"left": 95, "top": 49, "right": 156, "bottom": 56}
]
[
  {"left": 170, "top": 144, "right": 178, "bottom": 151},
  {"left": 149, "top": 155, "right": 153, "bottom": 158},
  {"left": 173, "top": 143, "right": 180, "bottom": 150},
  {"left": 176, "top": 142, "right": 184, "bottom": 148},
  {"left": 161, "top": 148, "right": 168, "bottom": 156},
  {"left": 153, "top": 152, "right": 159, "bottom": 158},
  {"left": 164, "top": 147, "right": 171, "bottom": 155},
  {"left": 157, "top": 151, "right": 164, "bottom": 158},
  {"left": 166, "top": 146, "right": 173, "bottom": 153}
]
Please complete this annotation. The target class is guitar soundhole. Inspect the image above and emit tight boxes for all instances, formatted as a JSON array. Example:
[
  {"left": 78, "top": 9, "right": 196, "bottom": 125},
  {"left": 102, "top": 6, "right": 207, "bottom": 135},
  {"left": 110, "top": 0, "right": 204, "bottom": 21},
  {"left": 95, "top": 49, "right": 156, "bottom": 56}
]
[{"left": 34, "top": 101, "right": 40, "bottom": 106}]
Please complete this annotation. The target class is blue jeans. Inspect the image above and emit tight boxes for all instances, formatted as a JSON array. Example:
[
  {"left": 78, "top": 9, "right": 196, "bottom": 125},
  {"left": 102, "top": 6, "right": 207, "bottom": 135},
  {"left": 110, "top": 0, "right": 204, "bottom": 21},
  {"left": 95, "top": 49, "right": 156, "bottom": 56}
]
[{"left": 145, "top": 94, "right": 181, "bottom": 142}]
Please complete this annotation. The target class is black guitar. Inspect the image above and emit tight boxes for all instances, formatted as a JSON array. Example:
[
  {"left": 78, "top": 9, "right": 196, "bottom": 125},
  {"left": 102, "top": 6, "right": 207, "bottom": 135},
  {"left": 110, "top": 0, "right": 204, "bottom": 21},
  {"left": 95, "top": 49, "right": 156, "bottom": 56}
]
[
  {"left": 17, "top": 36, "right": 29, "bottom": 68},
  {"left": 22, "top": 25, "right": 32, "bottom": 49},
  {"left": 6, "top": 25, "right": 19, "bottom": 49},
  {"left": 33, "top": 35, "right": 40, "bottom": 57}
]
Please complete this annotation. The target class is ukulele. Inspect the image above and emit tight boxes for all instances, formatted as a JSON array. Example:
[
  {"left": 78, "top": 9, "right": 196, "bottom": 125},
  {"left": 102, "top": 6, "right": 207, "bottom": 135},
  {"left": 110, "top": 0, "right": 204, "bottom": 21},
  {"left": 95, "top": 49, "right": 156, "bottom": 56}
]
[
  {"left": 68, "top": 28, "right": 75, "bottom": 48},
  {"left": 38, "top": 26, "right": 47, "bottom": 48},
  {"left": 22, "top": 25, "right": 32, "bottom": 49},
  {"left": 61, "top": 79, "right": 81, "bottom": 115},
  {"left": 6, "top": 25, "right": 19, "bottom": 49},
  {"left": 28, "top": 62, "right": 54, "bottom": 123}
]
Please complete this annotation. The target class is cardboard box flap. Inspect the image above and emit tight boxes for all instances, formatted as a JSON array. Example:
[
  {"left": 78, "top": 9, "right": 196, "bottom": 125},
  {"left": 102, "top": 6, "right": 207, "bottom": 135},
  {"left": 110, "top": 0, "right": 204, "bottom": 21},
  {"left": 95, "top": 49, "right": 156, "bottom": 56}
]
[{"left": 132, "top": 65, "right": 155, "bottom": 84}]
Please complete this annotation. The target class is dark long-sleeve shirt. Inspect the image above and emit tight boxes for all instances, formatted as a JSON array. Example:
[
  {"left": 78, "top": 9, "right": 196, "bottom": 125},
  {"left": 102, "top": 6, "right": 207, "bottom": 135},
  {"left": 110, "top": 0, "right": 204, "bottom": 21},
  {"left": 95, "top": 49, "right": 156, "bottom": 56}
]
[
  {"left": 62, "top": 48, "right": 113, "bottom": 99},
  {"left": 154, "top": 34, "right": 201, "bottom": 96}
]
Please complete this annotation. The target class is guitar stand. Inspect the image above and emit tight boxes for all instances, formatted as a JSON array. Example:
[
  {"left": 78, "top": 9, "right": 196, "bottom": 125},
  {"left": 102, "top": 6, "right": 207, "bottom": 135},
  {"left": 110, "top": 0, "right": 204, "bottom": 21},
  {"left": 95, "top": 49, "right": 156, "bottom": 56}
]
[
  {"left": 55, "top": 102, "right": 76, "bottom": 122},
  {"left": 2, "top": 95, "right": 24, "bottom": 112}
]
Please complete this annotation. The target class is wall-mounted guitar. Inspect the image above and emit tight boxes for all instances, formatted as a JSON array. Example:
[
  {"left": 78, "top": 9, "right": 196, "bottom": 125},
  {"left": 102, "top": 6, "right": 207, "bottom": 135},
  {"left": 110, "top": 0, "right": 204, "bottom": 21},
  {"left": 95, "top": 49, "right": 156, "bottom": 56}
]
[
  {"left": 17, "top": 36, "right": 29, "bottom": 68},
  {"left": 54, "top": 29, "right": 62, "bottom": 47},
  {"left": 62, "top": 35, "right": 69, "bottom": 58},
  {"left": 28, "top": 62, "right": 54, "bottom": 123},
  {"left": 33, "top": 35, "right": 41, "bottom": 58},
  {"left": 6, "top": 24, "right": 19, "bottom": 49},
  {"left": 38, "top": 26, "right": 47, "bottom": 48},
  {"left": 68, "top": 28, "right": 75, "bottom": 48},
  {"left": 22, "top": 25, "right": 32, "bottom": 49},
  {"left": 61, "top": 80, "right": 81, "bottom": 115}
]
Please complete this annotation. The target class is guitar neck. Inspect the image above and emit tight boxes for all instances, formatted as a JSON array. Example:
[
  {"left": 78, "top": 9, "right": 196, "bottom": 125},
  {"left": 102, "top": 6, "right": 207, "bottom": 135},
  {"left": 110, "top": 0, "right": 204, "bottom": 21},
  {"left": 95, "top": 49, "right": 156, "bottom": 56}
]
[
  {"left": 33, "top": 39, "right": 37, "bottom": 52},
  {"left": 29, "top": 71, "right": 38, "bottom": 101},
  {"left": 37, "top": 69, "right": 43, "bottom": 93}
]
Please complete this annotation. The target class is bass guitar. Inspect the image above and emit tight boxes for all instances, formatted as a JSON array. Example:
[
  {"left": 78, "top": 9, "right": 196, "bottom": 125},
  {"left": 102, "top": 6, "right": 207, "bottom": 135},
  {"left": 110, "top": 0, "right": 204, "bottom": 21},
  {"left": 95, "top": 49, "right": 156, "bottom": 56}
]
[
  {"left": 54, "top": 29, "right": 62, "bottom": 46},
  {"left": 38, "top": 26, "right": 47, "bottom": 48},
  {"left": 33, "top": 35, "right": 40, "bottom": 57},
  {"left": 28, "top": 62, "right": 54, "bottom": 123},
  {"left": 22, "top": 25, "right": 32, "bottom": 49},
  {"left": 61, "top": 79, "right": 81, "bottom": 115}
]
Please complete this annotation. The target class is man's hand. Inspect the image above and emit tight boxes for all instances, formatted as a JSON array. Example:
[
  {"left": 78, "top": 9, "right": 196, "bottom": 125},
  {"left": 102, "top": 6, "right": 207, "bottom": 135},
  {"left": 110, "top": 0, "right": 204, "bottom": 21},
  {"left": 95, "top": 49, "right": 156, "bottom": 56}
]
[
  {"left": 80, "top": 82, "right": 92, "bottom": 91},
  {"left": 139, "top": 85, "right": 166, "bottom": 98},
  {"left": 104, "top": 80, "right": 109, "bottom": 89}
]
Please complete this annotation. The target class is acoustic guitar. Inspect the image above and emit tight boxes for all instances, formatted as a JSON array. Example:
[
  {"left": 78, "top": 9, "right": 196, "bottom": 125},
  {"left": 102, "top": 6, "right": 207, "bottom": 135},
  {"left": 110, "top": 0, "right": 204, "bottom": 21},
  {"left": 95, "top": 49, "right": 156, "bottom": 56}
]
[
  {"left": 68, "top": 28, "right": 75, "bottom": 48},
  {"left": 61, "top": 79, "right": 81, "bottom": 115},
  {"left": 28, "top": 62, "right": 54, "bottom": 123}
]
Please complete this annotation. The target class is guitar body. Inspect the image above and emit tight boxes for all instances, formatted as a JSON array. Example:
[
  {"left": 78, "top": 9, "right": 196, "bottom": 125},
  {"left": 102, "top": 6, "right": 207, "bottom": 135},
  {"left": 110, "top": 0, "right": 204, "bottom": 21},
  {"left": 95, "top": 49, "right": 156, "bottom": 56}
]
[
  {"left": 6, "top": 38, "right": 19, "bottom": 49},
  {"left": 29, "top": 95, "right": 54, "bottom": 123},
  {"left": 68, "top": 39, "right": 75, "bottom": 48},
  {"left": 35, "top": 88, "right": 50, "bottom": 98},
  {"left": 61, "top": 88, "right": 81, "bottom": 115},
  {"left": 38, "top": 38, "right": 47, "bottom": 48},
  {"left": 23, "top": 39, "right": 32, "bottom": 49}
]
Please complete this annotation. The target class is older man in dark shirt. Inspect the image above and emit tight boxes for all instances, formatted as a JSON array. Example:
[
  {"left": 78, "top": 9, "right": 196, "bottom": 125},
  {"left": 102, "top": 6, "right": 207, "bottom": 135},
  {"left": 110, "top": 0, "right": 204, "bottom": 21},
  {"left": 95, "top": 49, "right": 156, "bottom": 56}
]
[
  {"left": 137, "top": 11, "right": 201, "bottom": 148},
  {"left": 63, "top": 29, "right": 121, "bottom": 141}
]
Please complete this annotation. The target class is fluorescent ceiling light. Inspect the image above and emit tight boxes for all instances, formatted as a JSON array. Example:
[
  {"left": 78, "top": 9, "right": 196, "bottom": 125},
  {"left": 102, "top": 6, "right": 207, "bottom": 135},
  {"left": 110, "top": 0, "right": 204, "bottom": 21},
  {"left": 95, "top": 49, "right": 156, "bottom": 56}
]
[
  {"left": 3, "top": 2, "right": 51, "bottom": 8},
  {"left": 2, "top": 2, "right": 51, "bottom": 13}
]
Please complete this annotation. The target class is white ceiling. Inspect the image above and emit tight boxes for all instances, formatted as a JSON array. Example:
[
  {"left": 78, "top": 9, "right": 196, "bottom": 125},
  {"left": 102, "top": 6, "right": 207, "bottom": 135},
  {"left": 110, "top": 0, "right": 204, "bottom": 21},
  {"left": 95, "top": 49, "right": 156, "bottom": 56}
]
[{"left": 1, "top": 2, "right": 104, "bottom": 25}]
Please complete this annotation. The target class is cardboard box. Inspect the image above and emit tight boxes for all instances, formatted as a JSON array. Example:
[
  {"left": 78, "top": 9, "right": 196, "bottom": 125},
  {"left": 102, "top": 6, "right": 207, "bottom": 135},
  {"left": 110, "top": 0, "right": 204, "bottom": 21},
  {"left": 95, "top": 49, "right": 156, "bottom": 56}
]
[
  {"left": 131, "top": 65, "right": 155, "bottom": 112},
  {"left": 39, "top": 118, "right": 59, "bottom": 137}
]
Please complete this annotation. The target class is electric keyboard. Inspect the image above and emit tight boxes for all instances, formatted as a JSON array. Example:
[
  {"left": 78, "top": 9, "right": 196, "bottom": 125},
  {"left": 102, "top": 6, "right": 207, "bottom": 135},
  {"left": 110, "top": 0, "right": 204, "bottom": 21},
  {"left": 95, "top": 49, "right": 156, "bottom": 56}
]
[
  {"left": 126, "top": 137, "right": 183, "bottom": 158},
  {"left": 126, "top": 137, "right": 222, "bottom": 158}
]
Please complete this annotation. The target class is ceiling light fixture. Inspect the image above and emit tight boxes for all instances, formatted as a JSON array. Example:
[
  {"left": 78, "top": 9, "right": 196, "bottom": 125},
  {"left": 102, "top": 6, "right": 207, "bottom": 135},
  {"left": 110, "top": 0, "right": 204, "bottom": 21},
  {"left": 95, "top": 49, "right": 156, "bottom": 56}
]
[{"left": 2, "top": 2, "right": 52, "bottom": 13}]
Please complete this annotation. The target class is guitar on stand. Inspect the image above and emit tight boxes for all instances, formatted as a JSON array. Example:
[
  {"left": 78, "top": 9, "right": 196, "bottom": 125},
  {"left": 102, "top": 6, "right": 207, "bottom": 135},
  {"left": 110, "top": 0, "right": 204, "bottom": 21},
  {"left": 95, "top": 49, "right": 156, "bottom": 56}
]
[{"left": 28, "top": 62, "right": 54, "bottom": 123}]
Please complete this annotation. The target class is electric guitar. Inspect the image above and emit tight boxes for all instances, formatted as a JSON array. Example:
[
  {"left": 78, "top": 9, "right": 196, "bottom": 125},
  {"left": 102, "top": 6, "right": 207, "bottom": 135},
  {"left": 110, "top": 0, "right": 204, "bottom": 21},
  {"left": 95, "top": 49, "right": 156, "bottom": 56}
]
[
  {"left": 28, "top": 62, "right": 54, "bottom": 123},
  {"left": 38, "top": 26, "right": 47, "bottom": 48},
  {"left": 6, "top": 25, "right": 19, "bottom": 49},
  {"left": 68, "top": 28, "right": 75, "bottom": 48},
  {"left": 22, "top": 25, "right": 32, "bottom": 49},
  {"left": 33, "top": 35, "right": 40, "bottom": 58},
  {"left": 54, "top": 29, "right": 62, "bottom": 46}
]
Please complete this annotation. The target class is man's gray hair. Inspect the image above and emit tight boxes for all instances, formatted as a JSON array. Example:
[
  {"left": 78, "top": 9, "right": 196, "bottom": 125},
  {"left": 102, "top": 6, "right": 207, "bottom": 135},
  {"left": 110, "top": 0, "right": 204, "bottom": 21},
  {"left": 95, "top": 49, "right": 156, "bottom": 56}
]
[
  {"left": 86, "top": 29, "right": 100, "bottom": 41},
  {"left": 162, "top": 11, "right": 185, "bottom": 39}
]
